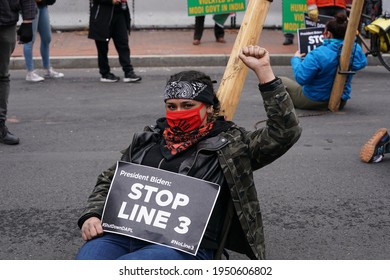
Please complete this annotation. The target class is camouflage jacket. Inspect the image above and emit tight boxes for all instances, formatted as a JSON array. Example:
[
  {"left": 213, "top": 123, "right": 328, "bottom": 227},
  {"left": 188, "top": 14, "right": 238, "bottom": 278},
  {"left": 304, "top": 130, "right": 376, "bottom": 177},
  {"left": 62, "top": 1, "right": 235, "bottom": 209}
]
[{"left": 78, "top": 78, "right": 302, "bottom": 260}]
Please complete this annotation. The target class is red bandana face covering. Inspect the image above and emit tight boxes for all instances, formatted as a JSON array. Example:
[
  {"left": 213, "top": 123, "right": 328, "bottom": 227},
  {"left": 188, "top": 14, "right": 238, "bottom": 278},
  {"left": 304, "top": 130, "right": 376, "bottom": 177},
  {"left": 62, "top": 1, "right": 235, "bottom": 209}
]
[{"left": 166, "top": 104, "right": 206, "bottom": 132}]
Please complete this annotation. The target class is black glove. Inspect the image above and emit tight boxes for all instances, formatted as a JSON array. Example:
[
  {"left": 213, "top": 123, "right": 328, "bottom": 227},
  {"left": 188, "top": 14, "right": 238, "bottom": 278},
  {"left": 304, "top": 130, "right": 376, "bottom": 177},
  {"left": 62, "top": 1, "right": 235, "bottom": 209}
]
[{"left": 17, "top": 22, "right": 33, "bottom": 44}]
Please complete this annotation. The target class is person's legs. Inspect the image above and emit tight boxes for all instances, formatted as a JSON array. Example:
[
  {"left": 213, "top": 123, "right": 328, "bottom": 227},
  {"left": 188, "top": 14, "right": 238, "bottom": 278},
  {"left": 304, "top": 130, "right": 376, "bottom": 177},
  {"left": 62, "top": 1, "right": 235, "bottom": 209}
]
[
  {"left": 0, "top": 25, "right": 19, "bottom": 145},
  {"left": 193, "top": 16, "right": 205, "bottom": 44},
  {"left": 23, "top": 11, "right": 38, "bottom": 72},
  {"left": 75, "top": 233, "right": 134, "bottom": 260},
  {"left": 214, "top": 24, "right": 225, "bottom": 43},
  {"left": 95, "top": 40, "right": 111, "bottom": 76},
  {"left": 111, "top": 13, "right": 132, "bottom": 74},
  {"left": 117, "top": 243, "right": 213, "bottom": 260},
  {"left": 37, "top": 6, "right": 63, "bottom": 78},
  {"left": 280, "top": 76, "right": 328, "bottom": 110},
  {"left": 76, "top": 233, "right": 214, "bottom": 260},
  {"left": 23, "top": 9, "right": 45, "bottom": 82},
  {"left": 111, "top": 13, "right": 141, "bottom": 82},
  {"left": 37, "top": 6, "right": 51, "bottom": 69}
]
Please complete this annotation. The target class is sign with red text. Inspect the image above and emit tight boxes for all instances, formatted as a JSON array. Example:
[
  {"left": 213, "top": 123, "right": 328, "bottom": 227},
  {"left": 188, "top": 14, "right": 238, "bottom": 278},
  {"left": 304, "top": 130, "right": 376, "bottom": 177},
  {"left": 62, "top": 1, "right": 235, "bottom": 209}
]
[{"left": 101, "top": 161, "right": 220, "bottom": 256}]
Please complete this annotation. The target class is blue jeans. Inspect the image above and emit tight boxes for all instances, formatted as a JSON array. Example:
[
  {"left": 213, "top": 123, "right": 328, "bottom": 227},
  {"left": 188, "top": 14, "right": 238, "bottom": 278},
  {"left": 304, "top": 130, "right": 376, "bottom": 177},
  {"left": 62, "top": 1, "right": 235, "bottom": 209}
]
[
  {"left": 23, "top": 6, "right": 52, "bottom": 71},
  {"left": 75, "top": 233, "right": 214, "bottom": 260}
]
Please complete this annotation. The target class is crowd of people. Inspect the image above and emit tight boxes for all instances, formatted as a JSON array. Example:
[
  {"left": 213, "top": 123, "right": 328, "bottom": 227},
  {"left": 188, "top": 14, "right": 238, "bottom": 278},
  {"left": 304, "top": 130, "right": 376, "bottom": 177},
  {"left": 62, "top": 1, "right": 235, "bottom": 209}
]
[{"left": 0, "top": 0, "right": 387, "bottom": 262}]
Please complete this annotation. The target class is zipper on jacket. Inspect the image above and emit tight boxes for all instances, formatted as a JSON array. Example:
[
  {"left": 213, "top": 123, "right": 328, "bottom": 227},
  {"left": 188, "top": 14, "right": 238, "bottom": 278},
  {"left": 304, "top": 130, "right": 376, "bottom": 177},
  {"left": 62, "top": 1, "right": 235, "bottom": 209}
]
[
  {"left": 157, "top": 158, "right": 165, "bottom": 169},
  {"left": 94, "top": 5, "right": 100, "bottom": 20},
  {"left": 187, "top": 138, "right": 229, "bottom": 174}
]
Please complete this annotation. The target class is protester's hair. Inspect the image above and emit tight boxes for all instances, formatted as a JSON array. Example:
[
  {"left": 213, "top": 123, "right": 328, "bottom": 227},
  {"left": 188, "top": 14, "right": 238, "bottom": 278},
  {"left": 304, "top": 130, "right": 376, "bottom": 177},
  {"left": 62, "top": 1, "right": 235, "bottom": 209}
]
[
  {"left": 167, "top": 71, "right": 221, "bottom": 119},
  {"left": 326, "top": 12, "right": 348, "bottom": 39}
]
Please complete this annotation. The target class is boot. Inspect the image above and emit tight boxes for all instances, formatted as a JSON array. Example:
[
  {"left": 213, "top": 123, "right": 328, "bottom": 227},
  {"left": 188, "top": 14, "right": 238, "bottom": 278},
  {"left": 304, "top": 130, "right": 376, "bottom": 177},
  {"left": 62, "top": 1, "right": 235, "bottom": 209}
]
[
  {"left": 283, "top": 33, "right": 294, "bottom": 45},
  {"left": 0, "top": 121, "right": 20, "bottom": 145}
]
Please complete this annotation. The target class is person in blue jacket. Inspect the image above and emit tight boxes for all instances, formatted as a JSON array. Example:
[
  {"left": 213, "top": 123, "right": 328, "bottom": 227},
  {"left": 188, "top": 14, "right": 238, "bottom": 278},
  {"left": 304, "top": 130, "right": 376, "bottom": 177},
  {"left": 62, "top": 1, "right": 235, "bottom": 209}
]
[{"left": 281, "top": 13, "right": 368, "bottom": 110}]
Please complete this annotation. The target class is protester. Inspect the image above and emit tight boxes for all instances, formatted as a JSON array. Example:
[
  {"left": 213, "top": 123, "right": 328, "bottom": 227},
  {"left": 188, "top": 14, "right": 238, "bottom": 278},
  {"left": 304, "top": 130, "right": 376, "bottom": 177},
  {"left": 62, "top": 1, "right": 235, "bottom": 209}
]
[
  {"left": 88, "top": 0, "right": 141, "bottom": 83},
  {"left": 360, "top": 128, "right": 390, "bottom": 163},
  {"left": 193, "top": 14, "right": 229, "bottom": 45},
  {"left": 0, "top": 0, "right": 36, "bottom": 145},
  {"left": 75, "top": 45, "right": 302, "bottom": 260},
  {"left": 24, "top": 0, "right": 64, "bottom": 82},
  {"left": 281, "top": 13, "right": 367, "bottom": 110},
  {"left": 307, "top": 0, "right": 347, "bottom": 22}
]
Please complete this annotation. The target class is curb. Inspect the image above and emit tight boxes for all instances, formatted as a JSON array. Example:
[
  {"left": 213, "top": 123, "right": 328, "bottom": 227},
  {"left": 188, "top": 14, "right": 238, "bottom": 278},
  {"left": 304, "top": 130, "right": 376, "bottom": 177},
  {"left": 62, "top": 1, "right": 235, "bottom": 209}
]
[{"left": 10, "top": 54, "right": 382, "bottom": 69}]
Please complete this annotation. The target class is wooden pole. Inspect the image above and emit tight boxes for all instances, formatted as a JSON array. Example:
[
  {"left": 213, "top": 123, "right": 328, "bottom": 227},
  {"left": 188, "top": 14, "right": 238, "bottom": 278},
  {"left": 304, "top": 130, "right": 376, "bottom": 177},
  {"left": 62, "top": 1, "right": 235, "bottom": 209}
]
[
  {"left": 216, "top": 0, "right": 272, "bottom": 121},
  {"left": 328, "top": 0, "right": 365, "bottom": 112}
]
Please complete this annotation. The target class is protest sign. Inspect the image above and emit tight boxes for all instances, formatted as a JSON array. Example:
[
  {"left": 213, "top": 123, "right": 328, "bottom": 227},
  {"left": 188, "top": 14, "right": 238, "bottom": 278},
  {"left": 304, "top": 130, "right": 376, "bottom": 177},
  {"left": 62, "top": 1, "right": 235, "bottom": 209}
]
[
  {"left": 304, "top": 13, "right": 334, "bottom": 28},
  {"left": 101, "top": 161, "right": 220, "bottom": 256},
  {"left": 187, "top": 0, "right": 246, "bottom": 16},
  {"left": 297, "top": 27, "right": 325, "bottom": 54},
  {"left": 282, "top": 0, "right": 306, "bottom": 33}
]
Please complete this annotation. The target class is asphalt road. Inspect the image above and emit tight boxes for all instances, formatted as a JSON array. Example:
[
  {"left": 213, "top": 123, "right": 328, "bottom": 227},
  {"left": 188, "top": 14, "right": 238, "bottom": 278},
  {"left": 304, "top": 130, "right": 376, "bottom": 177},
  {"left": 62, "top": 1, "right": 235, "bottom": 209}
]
[{"left": 1, "top": 66, "right": 389, "bottom": 260}]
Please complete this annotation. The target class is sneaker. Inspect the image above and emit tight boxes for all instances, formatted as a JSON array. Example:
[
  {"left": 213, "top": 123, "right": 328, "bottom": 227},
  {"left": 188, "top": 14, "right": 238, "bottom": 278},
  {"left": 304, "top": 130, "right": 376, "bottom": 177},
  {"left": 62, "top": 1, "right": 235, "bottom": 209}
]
[
  {"left": 123, "top": 71, "right": 142, "bottom": 83},
  {"left": 0, "top": 124, "right": 19, "bottom": 145},
  {"left": 359, "top": 128, "right": 390, "bottom": 163},
  {"left": 44, "top": 67, "right": 64, "bottom": 79},
  {"left": 26, "top": 71, "right": 44, "bottom": 82},
  {"left": 100, "top": 73, "right": 120, "bottom": 83}
]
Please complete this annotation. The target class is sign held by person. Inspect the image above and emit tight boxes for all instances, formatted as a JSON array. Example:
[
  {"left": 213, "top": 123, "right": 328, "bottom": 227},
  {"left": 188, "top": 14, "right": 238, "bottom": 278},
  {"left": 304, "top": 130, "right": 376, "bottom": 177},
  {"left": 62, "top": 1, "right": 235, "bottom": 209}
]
[
  {"left": 282, "top": 0, "right": 307, "bottom": 33},
  {"left": 304, "top": 13, "right": 334, "bottom": 28},
  {"left": 187, "top": 0, "right": 246, "bottom": 16},
  {"left": 297, "top": 27, "right": 325, "bottom": 53},
  {"left": 101, "top": 161, "right": 220, "bottom": 256}
]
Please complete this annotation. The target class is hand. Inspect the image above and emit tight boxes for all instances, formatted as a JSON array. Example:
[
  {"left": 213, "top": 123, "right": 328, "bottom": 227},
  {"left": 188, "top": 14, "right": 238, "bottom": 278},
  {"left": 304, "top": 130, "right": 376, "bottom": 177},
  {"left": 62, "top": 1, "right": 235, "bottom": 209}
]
[
  {"left": 81, "top": 217, "right": 104, "bottom": 241},
  {"left": 17, "top": 22, "right": 33, "bottom": 44},
  {"left": 239, "top": 45, "right": 275, "bottom": 84},
  {"left": 308, "top": 8, "right": 319, "bottom": 22},
  {"left": 294, "top": 50, "right": 306, "bottom": 58}
]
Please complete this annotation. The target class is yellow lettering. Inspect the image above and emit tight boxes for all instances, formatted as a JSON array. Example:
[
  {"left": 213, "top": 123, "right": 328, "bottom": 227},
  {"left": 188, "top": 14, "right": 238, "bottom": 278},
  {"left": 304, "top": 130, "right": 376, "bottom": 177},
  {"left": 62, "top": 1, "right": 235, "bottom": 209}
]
[
  {"left": 283, "top": 22, "right": 300, "bottom": 31},
  {"left": 205, "top": 5, "right": 220, "bottom": 13},
  {"left": 229, "top": 3, "right": 244, "bottom": 10},
  {"left": 293, "top": 13, "right": 304, "bottom": 21},
  {"left": 189, "top": 6, "right": 205, "bottom": 14},
  {"left": 290, "top": 4, "right": 307, "bottom": 12}
]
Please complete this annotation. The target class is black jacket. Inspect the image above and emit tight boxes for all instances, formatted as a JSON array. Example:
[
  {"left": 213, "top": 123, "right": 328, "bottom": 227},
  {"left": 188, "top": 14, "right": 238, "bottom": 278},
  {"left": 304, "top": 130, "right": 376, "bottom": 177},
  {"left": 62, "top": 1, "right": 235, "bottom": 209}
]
[
  {"left": 0, "top": 0, "right": 36, "bottom": 26},
  {"left": 88, "top": 0, "right": 131, "bottom": 41},
  {"left": 78, "top": 81, "right": 302, "bottom": 260}
]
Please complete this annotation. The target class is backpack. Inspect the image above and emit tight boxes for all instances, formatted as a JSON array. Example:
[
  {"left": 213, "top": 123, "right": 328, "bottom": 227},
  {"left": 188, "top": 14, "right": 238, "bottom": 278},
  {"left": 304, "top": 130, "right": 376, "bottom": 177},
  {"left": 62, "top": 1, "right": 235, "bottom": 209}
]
[{"left": 365, "top": 16, "right": 390, "bottom": 53}]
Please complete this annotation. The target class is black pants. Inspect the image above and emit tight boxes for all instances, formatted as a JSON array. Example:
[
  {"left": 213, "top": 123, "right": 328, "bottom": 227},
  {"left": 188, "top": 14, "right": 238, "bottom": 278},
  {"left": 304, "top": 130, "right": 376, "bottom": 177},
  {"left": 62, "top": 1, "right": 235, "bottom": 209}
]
[
  {"left": 194, "top": 16, "right": 224, "bottom": 41},
  {"left": 95, "top": 11, "right": 134, "bottom": 76}
]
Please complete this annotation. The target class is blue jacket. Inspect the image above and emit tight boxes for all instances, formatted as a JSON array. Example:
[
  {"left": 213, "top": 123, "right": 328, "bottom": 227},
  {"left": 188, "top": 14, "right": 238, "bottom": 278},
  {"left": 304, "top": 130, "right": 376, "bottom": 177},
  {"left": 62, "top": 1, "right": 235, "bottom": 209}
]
[{"left": 291, "top": 38, "right": 367, "bottom": 101}]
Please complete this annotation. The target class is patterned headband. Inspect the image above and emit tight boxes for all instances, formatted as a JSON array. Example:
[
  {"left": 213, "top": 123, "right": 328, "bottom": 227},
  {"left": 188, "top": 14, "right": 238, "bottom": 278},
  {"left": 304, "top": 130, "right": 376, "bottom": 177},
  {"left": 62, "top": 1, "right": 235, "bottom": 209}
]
[{"left": 164, "top": 80, "right": 215, "bottom": 105}]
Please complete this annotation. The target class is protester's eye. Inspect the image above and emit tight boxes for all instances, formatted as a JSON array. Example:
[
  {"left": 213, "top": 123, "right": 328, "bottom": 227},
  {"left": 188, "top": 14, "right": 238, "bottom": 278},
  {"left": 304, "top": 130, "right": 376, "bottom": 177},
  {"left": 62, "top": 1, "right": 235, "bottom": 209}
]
[
  {"left": 166, "top": 104, "right": 177, "bottom": 111},
  {"left": 184, "top": 103, "right": 195, "bottom": 109}
]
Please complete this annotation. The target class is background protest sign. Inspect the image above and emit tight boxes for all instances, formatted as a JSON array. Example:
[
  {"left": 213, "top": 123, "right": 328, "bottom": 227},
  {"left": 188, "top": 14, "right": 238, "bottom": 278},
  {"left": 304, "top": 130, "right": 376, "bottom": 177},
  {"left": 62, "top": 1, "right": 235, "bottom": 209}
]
[
  {"left": 298, "top": 27, "right": 325, "bottom": 54},
  {"left": 187, "top": 0, "right": 246, "bottom": 16},
  {"left": 101, "top": 161, "right": 220, "bottom": 256},
  {"left": 282, "top": 0, "right": 306, "bottom": 33},
  {"left": 304, "top": 13, "right": 334, "bottom": 28}
]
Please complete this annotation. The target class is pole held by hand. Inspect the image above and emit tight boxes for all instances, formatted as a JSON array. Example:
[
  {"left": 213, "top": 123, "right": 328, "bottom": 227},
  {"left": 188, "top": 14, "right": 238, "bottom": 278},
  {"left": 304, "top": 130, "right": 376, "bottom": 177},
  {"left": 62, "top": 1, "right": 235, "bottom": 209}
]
[{"left": 217, "top": 0, "right": 272, "bottom": 121}]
